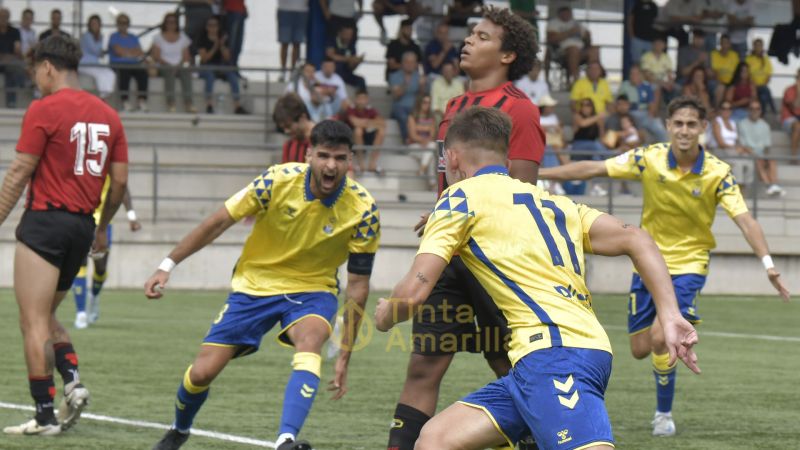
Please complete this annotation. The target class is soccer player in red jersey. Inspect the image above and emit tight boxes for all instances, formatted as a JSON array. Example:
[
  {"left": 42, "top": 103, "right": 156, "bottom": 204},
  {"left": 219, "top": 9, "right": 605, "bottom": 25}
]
[
  {"left": 387, "top": 7, "right": 544, "bottom": 450},
  {"left": 0, "top": 35, "right": 128, "bottom": 436},
  {"left": 274, "top": 92, "right": 314, "bottom": 163}
]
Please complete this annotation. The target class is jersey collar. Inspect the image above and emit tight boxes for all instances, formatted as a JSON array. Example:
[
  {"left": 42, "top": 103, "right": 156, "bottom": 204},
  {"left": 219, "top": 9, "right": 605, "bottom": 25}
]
[
  {"left": 474, "top": 165, "right": 509, "bottom": 177},
  {"left": 304, "top": 167, "right": 346, "bottom": 207},
  {"left": 667, "top": 146, "right": 705, "bottom": 175}
]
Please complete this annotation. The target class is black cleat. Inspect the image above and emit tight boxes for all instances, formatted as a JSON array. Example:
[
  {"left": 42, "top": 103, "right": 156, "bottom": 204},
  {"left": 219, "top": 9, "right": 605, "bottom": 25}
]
[
  {"left": 152, "top": 429, "right": 190, "bottom": 450},
  {"left": 277, "top": 438, "right": 313, "bottom": 450}
]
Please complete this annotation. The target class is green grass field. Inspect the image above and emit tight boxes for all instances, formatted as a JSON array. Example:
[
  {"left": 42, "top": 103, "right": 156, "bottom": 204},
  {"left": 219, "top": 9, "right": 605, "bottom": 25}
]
[{"left": 0, "top": 289, "right": 798, "bottom": 449}]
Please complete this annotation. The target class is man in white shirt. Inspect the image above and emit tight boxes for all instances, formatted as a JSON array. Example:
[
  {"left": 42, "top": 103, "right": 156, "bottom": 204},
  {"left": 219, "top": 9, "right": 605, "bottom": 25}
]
[
  {"left": 546, "top": 6, "right": 597, "bottom": 84},
  {"left": 727, "top": 0, "right": 754, "bottom": 59},
  {"left": 315, "top": 58, "right": 349, "bottom": 115},
  {"left": 515, "top": 60, "right": 550, "bottom": 105}
]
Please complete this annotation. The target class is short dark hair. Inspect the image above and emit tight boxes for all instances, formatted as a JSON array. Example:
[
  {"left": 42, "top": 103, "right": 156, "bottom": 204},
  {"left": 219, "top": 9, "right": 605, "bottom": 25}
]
[
  {"left": 32, "top": 35, "right": 82, "bottom": 71},
  {"left": 667, "top": 95, "right": 707, "bottom": 121},
  {"left": 51, "top": 8, "right": 62, "bottom": 16},
  {"left": 87, "top": 14, "right": 101, "bottom": 29},
  {"left": 692, "top": 28, "right": 706, "bottom": 38},
  {"left": 355, "top": 89, "right": 369, "bottom": 96},
  {"left": 444, "top": 107, "right": 511, "bottom": 157},
  {"left": 616, "top": 94, "right": 629, "bottom": 102},
  {"left": 161, "top": 12, "right": 180, "bottom": 32},
  {"left": 400, "top": 18, "right": 414, "bottom": 28},
  {"left": 273, "top": 93, "right": 309, "bottom": 127},
  {"left": 483, "top": 6, "right": 539, "bottom": 82},
  {"left": 310, "top": 120, "right": 353, "bottom": 150},
  {"left": 22, "top": 8, "right": 33, "bottom": 16}
]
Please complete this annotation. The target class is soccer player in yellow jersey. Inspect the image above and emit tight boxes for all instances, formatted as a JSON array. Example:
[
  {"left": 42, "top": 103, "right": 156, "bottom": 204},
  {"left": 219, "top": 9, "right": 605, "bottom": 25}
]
[
  {"left": 144, "top": 120, "right": 380, "bottom": 450},
  {"left": 539, "top": 95, "right": 790, "bottom": 437},
  {"left": 375, "top": 107, "right": 701, "bottom": 450}
]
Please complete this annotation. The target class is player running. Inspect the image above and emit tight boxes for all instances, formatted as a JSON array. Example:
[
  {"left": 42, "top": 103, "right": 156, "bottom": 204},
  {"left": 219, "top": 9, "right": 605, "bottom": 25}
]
[
  {"left": 0, "top": 35, "right": 129, "bottom": 435},
  {"left": 145, "top": 120, "right": 379, "bottom": 450},
  {"left": 375, "top": 107, "right": 701, "bottom": 450},
  {"left": 539, "top": 95, "right": 790, "bottom": 436},
  {"left": 388, "top": 8, "right": 544, "bottom": 450}
]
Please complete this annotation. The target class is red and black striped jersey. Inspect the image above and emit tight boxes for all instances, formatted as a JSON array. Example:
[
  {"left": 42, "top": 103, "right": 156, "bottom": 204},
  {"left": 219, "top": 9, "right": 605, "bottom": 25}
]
[
  {"left": 436, "top": 81, "right": 545, "bottom": 195},
  {"left": 282, "top": 138, "right": 309, "bottom": 164}
]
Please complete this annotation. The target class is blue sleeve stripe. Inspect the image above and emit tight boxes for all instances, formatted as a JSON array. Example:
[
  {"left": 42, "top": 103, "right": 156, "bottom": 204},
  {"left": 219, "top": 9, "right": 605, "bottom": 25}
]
[{"left": 467, "top": 237, "right": 563, "bottom": 347}]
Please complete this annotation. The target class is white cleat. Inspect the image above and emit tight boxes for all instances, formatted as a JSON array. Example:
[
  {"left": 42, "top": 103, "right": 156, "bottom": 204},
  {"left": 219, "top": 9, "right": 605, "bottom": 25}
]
[
  {"left": 74, "top": 312, "right": 88, "bottom": 329},
  {"left": 57, "top": 383, "right": 90, "bottom": 431},
  {"left": 652, "top": 411, "right": 676, "bottom": 437},
  {"left": 3, "top": 418, "right": 60, "bottom": 435}
]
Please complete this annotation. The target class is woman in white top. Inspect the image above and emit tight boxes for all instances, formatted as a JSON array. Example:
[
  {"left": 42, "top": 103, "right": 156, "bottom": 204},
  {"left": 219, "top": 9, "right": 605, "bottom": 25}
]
[
  {"left": 710, "top": 101, "right": 754, "bottom": 188},
  {"left": 79, "top": 15, "right": 116, "bottom": 100},
  {"left": 151, "top": 12, "right": 195, "bottom": 112}
]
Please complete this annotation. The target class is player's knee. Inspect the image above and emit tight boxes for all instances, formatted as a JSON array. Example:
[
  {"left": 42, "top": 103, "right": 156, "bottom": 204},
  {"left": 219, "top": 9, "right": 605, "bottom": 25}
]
[
  {"left": 414, "top": 423, "right": 448, "bottom": 450},
  {"left": 630, "top": 346, "right": 650, "bottom": 359},
  {"left": 188, "top": 364, "right": 216, "bottom": 387},
  {"left": 406, "top": 355, "right": 447, "bottom": 387}
]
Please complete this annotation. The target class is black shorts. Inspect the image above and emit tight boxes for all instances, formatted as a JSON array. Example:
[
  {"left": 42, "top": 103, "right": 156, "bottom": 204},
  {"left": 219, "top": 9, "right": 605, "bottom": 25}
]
[
  {"left": 412, "top": 256, "right": 511, "bottom": 358},
  {"left": 15, "top": 210, "right": 95, "bottom": 291}
]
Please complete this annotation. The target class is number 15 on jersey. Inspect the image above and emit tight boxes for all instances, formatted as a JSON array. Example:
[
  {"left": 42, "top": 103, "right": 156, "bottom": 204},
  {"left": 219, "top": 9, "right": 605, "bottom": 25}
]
[{"left": 71, "top": 122, "right": 110, "bottom": 177}]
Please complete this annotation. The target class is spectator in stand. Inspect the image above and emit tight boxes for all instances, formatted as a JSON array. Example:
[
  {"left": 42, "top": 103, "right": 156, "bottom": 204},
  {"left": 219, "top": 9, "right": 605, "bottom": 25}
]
[
  {"left": 677, "top": 29, "right": 710, "bottom": 85},
  {"left": 709, "top": 100, "right": 754, "bottom": 191},
  {"left": 386, "top": 19, "right": 422, "bottom": 81},
  {"left": 605, "top": 95, "right": 644, "bottom": 150},
  {"left": 446, "top": 0, "right": 483, "bottom": 42},
  {"left": 627, "top": 0, "right": 660, "bottom": 64},
  {"left": 19, "top": 9, "right": 36, "bottom": 57},
  {"left": 320, "top": 0, "right": 363, "bottom": 40},
  {"left": 781, "top": 69, "right": 800, "bottom": 164},
  {"left": 197, "top": 16, "right": 249, "bottom": 114},
  {"left": 510, "top": 0, "right": 538, "bottom": 31},
  {"left": 273, "top": 92, "right": 314, "bottom": 163},
  {"left": 727, "top": 0, "right": 754, "bottom": 59},
  {"left": 414, "top": 0, "right": 446, "bottom": 46},
  {"left": 315, "top": 58, "right": 348, "bottom": 116},
  {"left": 340, "top": 90, "right": 386, "bottom": 175},
  {"left": 697, "top": 0, "right": 726, "bottom": 51},
  {"left": 515, "top": 59, "right": 550, "bottom": 105},
  {"left": 39, "top": 9, "right": 70, "bottom": 41},
  {"left": 568, "top": 97, "right": 609, "bottom": 196},
  {"left": 423, "top": 23, "right": 459, "bottom": 76},
  {"left": 641, "top": 36, "right": 678, "bottom": 103},
  {"left": 682, "top": 65, "right": 713, "bottom": 114},
  {"left": 0, "top": 8, "right": 26, "bottom": 108},
  {"left": 152, "top": 12, "right": 196, "bottom": 113},
  {"left": 407, "top": 94, "right": 438, "bottom": 189},
  {"left": 739, "top": 100, "right": 785, "bottom": 196},
  {"left": 538, "top": 94, "right": 568, "bottom": 195},
  {"left": 223, "top": 0, "right": 247, "bottom": 67},
  {"left": 571, "top": 61, "right": 613, "bottom": 114},
  {"left": 183, "top": 0, "right": 216, "bottom": 56},
  {"left": 546, "top": 5, "right": 599, "bottom": 85},
  {"left": 389, "top": 51, "right": 424, "bottom": 142},
  {"left": 79, "top": 15, "right": 116, "bottom": 101},
  {"left": 746, "top": 38, "right": 775, "bottom": 115},
  {"left": 286, "top": 62, "right": 334, "bottom": 121},
  {"left": 109, "top": 13, "right": 148, "bottom": 112},
  {"left": 326, "top": 24, "right": 366, "bottom": 90},
  {"left": 654, "top": 0, "right": 701, "bottom": 47},
  {"left": 725, "top": 62, "right": 757, "bottom": 122},
  {"left": 277, "top": 0, "right": 309, "bottom": 82},
  {"left": 430, "top": 61, "right": 463, "bottom": 117},
  {"left": 711, "top": 34, "right": 739, "bottom": 106},
  {"left": 618, "top": 64, "right": 668, "bottom": 142},
  {"left": 373, "top": 0, "right": 420, "bottom": 45}
]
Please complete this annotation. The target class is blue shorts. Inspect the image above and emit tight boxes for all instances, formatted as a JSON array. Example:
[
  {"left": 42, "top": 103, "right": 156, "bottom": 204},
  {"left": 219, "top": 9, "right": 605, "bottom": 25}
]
[
  {"left": 277, "top": 10, "right": 308, "bottom": 44},
  {"left": 628, "top": 273, "right": 705, "bottom": 334},
  {"left": 460, "top": 347, "right": 614, "bottom": 449},
  {"left": 203, "top": 291, "right": 337, "bottom": 357}
]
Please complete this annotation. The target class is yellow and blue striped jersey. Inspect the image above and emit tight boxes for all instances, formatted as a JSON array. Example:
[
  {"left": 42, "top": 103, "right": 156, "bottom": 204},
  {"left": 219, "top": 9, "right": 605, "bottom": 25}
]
[
  {"left": 605, "top": 143, "right": 748, "bottom": 275},
  {"left": 418, "top": 165, "right": 611, "bottom": 366},
  {"left": 224, "top": 163, "right": 380, "bottom": 296}
]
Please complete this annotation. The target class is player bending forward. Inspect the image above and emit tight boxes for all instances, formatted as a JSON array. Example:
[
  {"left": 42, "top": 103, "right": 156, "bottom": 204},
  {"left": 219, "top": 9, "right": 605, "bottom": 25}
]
[
  {"left": 145, "top": 120, "right": 380, "bottom": 450},
  {"left": 375, "top": 107, "right": 700, "bottom": 450}
]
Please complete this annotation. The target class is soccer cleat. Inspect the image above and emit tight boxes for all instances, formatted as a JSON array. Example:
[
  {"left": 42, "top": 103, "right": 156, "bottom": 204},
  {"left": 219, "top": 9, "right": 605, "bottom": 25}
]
[
  {"left": 652, "top": 411, "right": 676, "bottom": 437},
  {"left": 74, "top": 311, "right": 88, "bottom": 329},
  {"left": 3, "top": 418, "right": 60, "bottom": 435},
  {"left": 518, "top": 435, "right": 540, "bottom": 450},
  {"left": 277, "top": 438, "right": 313, "bottom": 450},
  {"left": 57, "top": 383, "right": 90, "bottom": 431},
  {"left": 88, "top": 294, "right": 100, "bottom": 324},
  {"left": 152, "top": 429, "right": 190, "bottom": 450}
]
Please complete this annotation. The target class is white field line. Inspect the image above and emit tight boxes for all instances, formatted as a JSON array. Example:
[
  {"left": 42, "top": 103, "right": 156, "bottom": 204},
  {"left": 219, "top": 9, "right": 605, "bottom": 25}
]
[
  {"left": 605, "top": 325, "right": 800, "bottom": 342},
  {"left": 0, "top": 401, "right": 276, "bottom": 448}
]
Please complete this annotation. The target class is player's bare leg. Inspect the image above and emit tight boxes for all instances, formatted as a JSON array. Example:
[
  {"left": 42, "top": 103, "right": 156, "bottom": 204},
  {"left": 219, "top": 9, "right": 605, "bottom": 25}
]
[
  {"left": 629, "top": 327, "right": 653, "bottom": 359},
  {"left": 276, "top": 317, "right": 331, "bottom": 449},
  {"left": 88, "top": 253, "right": 109, "bottom": 323},
  {"left": 649, "top": 319, "right": 677, "bottom": 437},
  {"left": 414, "top": 403, "right": 510, "bottom": 450}
]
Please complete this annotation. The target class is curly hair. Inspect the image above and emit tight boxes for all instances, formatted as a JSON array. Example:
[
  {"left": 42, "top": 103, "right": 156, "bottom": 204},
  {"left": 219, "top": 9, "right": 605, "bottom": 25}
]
[
  {"left": 482, "top": 6, "right": 539, "bottom": 82},
  {"left": 32, "top": 35, "right": 82, "bottom": 71},
  {"left": 273, "top": 92, "right": 309, "bottom": 128}
]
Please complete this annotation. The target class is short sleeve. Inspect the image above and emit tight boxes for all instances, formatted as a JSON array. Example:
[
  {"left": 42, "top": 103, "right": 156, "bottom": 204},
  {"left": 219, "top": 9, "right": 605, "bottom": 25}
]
[
  {"left": 388, "top": 71, "right": 402, "bottom": 87},
  {"left": 716, "top": 170, "right": 749, "bottom": 218},
  {"left": 417, "top": 187, "right": 474, "bottom": 262},
  {"left": 16, "top": 101, "right": 51, "bottom": 157},
  {"left": 348, "top": 202, "right": 381, "bottom": 274},
  {"left": 224, "top": 167, "right": 276, "bottom": 220},
  {"left": 576, "top": 203, "right": 604, "bottom": 254},
  {"left": 605, "top": 147, "right": 646, "bottom": 180},
  {"left": 507, "top": 100, "right": 545, "bottom": 163}
]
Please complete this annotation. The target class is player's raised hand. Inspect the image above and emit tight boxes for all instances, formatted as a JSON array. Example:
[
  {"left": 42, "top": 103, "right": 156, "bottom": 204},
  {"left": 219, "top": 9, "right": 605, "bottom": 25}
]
[
  {"left": 328, "top": 354, "right": 349, "bottom": 400},
  {"left": 413, "top": 213, "right": 430, "bottom": 238},
  {"left": 662, "top": 317, "right": 701, "bottom": 375},
  {"left": 144, "top": 270, "right": 170, "bottom": 299},
  {"left": 767, "top": 268, "right": 790, "bottom": 302}
]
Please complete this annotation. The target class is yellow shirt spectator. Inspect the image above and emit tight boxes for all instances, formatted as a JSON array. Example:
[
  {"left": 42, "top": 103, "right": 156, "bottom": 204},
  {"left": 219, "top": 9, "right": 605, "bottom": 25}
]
[
  {"left": 711, "top": 50, "right": 740, "bottom": 85},
  {"left": 745, "top": 54, "right": 772, "bottom": 87},
  {"left": 570, "top": 76, "right": 613, "bottom": 113},
  {"left": 640, "top": 51, "right": 673, "bottom": 83}
]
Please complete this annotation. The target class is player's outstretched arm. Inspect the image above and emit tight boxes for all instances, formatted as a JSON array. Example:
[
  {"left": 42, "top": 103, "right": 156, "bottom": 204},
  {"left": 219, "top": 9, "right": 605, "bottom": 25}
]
[
  {"left": 731, "top": 212, "right": 791, "bottom": 302},
  {"left": 144, "top": 206, "right": 236, "bottom": 299},
  {"left": 374, "top": 253, "right": 447, "bottom": 331},
  {"left": 587, "top": 213, "right": 701, "bottom": 374},
  {"left": 329, "top": 272, "right": 371, "bottom": 400},
  {"left": 538, "top": 160, "right": 608, "bottom": 182},
  {"left": 93, "top": 162, "right": 129, "bottom": 256},
  {"left": 0, "top": 152, "right": 39, "bottom": 228}
]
